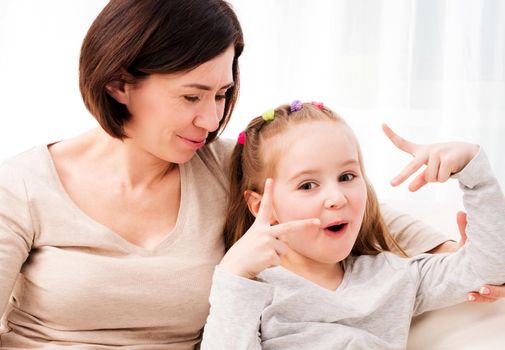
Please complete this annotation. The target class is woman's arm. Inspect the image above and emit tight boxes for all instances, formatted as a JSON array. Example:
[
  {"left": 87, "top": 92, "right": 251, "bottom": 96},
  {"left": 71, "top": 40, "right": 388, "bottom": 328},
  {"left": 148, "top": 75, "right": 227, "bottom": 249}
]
[{"left": 0, "top": 163, "right": 34, "bottom": 318}]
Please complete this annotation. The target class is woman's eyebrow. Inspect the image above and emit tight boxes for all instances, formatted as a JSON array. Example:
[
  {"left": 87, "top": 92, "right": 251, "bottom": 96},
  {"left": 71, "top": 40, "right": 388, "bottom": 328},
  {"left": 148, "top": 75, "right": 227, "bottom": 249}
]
[{"left": 182, "top": 82, "right": 235, "bottom": 91}]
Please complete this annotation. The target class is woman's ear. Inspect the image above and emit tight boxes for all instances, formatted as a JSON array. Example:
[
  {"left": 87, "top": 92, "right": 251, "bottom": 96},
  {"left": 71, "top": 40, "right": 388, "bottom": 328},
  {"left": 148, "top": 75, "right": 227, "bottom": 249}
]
[
  {"left": 105, "top": 70, "right": 135, "bottom": 105},
  {"left": 105, "top": 80, "right": 129, "bottom": 105}
]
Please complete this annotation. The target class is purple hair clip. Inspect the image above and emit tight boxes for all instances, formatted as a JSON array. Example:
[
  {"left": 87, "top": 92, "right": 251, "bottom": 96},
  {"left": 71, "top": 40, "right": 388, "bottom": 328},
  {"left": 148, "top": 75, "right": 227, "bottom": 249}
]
[
  {"left": 290, "top": 100, "right": 303, "bottom": 112},
  {"left": 237, "top": 131, "right": 246, "bottom": 145}
]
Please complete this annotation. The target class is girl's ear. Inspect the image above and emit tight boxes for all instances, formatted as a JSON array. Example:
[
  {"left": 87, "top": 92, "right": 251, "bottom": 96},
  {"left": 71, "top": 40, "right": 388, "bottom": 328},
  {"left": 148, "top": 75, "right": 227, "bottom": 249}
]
[
  {"left": 244, "top": 190, "right": 279, "bottom": 224},
  {"left": 105, "top": 80, "right": 129, "bottom": 105},
  {"left": 244, "top": 190, "right": 262, "bottom": 217}
]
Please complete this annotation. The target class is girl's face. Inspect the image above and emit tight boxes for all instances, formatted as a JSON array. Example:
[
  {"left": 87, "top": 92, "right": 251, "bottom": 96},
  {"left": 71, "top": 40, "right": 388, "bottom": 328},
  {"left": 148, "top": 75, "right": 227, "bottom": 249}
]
[
  {"left": 270, "top": 121, "right": 368, "bottom": 266},
  {"left": 116, "top": 46, "right": 235, "bottom": 164}
]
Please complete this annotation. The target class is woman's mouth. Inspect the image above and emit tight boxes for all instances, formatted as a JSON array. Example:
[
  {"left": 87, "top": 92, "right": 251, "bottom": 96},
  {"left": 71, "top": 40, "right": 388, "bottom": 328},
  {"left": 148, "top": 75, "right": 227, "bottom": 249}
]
[{"left": 178, "top": 135, "right": 206, "bottom": 149}]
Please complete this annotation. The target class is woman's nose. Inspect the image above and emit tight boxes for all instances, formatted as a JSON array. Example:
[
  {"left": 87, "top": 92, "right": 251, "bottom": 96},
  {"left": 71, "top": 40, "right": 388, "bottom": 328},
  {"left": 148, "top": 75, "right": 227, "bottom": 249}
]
[{"left": 194, "top": 101, "right": 221, "bottom": 132}]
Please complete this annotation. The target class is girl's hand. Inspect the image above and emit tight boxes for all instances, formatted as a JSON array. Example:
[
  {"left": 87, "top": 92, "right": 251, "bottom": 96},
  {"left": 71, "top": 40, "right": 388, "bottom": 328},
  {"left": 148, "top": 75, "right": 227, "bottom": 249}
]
[
  {"left": 468, "top": 285, "right": 505, "bottom": 303},
  {"left": 219, "top": 179, "right": 320, "bottom": 279},
  {"left": 382, "top": 124, "right": 480, "bottom": 192}
]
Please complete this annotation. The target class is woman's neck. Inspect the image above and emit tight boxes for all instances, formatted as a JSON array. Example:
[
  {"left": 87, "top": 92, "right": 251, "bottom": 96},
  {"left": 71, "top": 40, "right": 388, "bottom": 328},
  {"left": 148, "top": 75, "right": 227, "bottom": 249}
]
[
  {"left": 281, "top": 252, "right": 344, "bottom": 291},
  {"left": 55, "top": 127, "right": 176, "bottom": 191}
]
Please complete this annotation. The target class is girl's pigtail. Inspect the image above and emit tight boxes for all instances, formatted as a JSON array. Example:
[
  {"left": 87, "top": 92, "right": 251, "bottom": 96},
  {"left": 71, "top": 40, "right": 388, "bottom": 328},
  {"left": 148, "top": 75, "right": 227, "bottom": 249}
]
[{"left": 223, "top": 138, "right": 256, "bottom": 251}]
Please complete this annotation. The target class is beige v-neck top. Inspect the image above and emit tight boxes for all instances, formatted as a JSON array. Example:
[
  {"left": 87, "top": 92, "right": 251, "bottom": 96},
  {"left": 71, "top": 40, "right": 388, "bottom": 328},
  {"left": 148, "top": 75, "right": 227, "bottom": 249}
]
[{"left": 0, "top": 138, "right": 448, "bottom": 349}]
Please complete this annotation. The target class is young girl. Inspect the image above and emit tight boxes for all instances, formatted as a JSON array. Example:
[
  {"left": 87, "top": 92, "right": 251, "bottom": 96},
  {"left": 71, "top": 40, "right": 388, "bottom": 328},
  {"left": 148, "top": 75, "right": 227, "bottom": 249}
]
[{"left": 200, "top": 101, "right": 505, "bottom": 349}]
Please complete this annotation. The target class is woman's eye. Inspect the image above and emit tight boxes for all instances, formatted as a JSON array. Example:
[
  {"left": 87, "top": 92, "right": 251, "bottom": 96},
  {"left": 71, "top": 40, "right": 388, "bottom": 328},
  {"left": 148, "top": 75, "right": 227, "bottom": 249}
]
[
  {"left": 339, "top": 173, "right": 355, "bottom": 182},
  {"left": 299, "top": 182, "right": 317, "bottom": 190},
  {"left": 215, "top": 94, "right": 227, "bottom": 101},
  {"left": 184, "top": 96, "right": 200, "bottom": 102}
]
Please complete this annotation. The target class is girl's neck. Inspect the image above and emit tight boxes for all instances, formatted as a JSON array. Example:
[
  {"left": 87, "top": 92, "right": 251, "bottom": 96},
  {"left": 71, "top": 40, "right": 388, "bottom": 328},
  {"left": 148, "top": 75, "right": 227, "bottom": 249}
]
[{"left": 281, "top": 253, "right": 344, "bottom": 291}]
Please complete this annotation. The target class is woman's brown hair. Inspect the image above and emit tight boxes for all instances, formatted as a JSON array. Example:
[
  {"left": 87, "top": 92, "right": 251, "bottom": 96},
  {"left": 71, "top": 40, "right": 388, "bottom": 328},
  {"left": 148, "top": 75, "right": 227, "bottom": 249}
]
[
  {"left": 79, "top": 0, "right": 244, "bottom": 141},
  {"left": 223, "top": 103, "right": 406, "bottom": 258}
]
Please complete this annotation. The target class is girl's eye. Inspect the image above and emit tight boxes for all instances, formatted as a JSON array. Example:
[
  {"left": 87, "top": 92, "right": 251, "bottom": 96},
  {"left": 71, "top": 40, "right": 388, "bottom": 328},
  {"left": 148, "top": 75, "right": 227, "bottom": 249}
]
[
  {"left": 184, "top": 96, "right": 200, "bottom": 102},
  {"left": 339, "top": 173, "right": 355, "bottom": 182},
  {"left": 298, "top": 182, "right": 317, "bottom": 190},
  {"left": 215, "top": 94, "right": 227, "bottom": 101}
]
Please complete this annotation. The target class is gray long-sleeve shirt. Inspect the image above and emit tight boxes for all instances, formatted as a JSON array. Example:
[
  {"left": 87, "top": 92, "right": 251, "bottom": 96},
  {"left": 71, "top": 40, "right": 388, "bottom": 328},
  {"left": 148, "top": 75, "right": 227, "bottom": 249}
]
[{"left": 201, "top": 149, "right": 505, "bottom": 350}]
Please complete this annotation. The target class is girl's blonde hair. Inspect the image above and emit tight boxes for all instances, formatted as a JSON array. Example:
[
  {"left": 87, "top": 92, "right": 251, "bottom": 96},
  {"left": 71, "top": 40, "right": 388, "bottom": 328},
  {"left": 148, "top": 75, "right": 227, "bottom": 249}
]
[{"left": 223, "top": 102, "right": 406, "bottom": 257}]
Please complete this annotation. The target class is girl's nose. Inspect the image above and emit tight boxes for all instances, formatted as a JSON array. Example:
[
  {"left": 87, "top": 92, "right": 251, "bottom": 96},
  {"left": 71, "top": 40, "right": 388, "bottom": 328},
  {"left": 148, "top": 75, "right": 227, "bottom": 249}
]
[{"left": 324, "top": 190, "right": 347, "bottom": 209}]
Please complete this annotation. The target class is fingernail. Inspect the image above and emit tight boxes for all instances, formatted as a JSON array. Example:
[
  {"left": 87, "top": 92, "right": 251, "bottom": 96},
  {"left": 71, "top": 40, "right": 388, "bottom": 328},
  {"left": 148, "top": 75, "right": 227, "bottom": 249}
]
[
  {"left": 467, "top": 295, "right": 476, "bottom": 302},
  {"left": 480, "top": 287, "right": 490, "bottom": 295},
  {"left": 312, "top": 219, "right": 320, "bottom": 225}
]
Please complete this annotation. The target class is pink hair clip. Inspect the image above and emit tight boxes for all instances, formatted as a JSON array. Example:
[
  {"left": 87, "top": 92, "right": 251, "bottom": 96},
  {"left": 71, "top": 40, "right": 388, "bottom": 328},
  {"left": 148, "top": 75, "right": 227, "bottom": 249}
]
[
  {"left": 237, "top": 131, "right": 246, "bottom": 145},
  {"left": 290, "top": 100, "right": 303, "bottom": 112},
  {"left": 311, "top": 101, "right": 324, "bottom": 110}
]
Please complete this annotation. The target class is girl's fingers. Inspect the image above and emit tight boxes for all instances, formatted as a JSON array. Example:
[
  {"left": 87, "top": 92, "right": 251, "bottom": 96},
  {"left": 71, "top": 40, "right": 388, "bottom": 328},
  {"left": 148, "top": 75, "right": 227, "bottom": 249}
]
[
  {"left": 408, "top": 170, "right": 428, "bottom": 192},
  {"left": 256, "top": 178, "right": 273, "bottom": 225},
  {"left": 391, "top": 158, "right": 425, "bottom": 186},
  {"left": 479, "top": 285, "right": 505, "bottom": 299},
  {"left": 382, "top": 124, "right": 417, "bottom": 155},
  {"left": 269, "top": 218, "right": 320, "bottom": 239},
  {"left": 438, "top": 160, "right": 452, "bottom": 183},
  {"left": 426, "top": 153, "right": 440, "bottom": 182},
  {"left": 273, "top": 239, "right": 288, "bottom": 256},
  {"left": 467, "top": 292, "right": 497, "bottom": 303}
]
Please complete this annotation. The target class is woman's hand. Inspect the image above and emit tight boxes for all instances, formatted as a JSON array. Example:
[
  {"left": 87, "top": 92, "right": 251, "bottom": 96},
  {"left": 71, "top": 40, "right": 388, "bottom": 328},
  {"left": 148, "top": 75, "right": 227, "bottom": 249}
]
[
  {"left": 428, "top": 211, "right": 468, "bottom": 253},
  {"left": 382, "top": 124, "right": 480, "bottom": 192},
  {"left": 219, "top": 178, "right": 320, "bottom": 279}
]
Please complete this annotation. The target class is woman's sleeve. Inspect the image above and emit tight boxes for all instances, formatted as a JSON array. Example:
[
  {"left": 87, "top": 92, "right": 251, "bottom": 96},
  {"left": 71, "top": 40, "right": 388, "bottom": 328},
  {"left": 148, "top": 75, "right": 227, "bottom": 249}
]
[
  {"left": 200, "top": 267, "right": 271, "bottom": 350},
  {"left": 380, "top": 203, "right": 452, "bottom": 256},
  {"left": 0, "top": 163, "right": 34, "bottom": 317}
]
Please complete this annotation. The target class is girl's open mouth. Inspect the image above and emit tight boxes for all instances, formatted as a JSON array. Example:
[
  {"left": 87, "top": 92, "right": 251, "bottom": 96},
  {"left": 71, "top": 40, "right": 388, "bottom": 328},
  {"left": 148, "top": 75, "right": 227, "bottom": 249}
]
[{"left": 324, "top": 223, "right": 348, "bottom": 235}]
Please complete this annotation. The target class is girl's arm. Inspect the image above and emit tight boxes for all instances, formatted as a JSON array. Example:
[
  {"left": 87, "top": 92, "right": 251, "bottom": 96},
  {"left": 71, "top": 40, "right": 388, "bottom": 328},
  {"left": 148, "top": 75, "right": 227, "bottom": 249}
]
[
  {"left": 382, "top": 125, "right": 505, "bottom": 313},
  {"left": 0, "top": 163, "right": 34, "bottom": 318},
  {"left": 200, "top": 267, "right": 270, "bottom": 350},
  {"left": 412, "top": 148, "right": 505, "bottom": 314},
  {"left": 201, "top": 179, "right": 318, "bottom": 349}
]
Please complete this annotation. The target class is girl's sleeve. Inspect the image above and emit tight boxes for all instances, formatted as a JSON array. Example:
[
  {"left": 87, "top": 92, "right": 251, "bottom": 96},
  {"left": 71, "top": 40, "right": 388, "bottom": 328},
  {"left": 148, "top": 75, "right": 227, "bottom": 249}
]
[
  {"left": 380, "top": 203, "right": 452, "bottom": 256},
  {"left": 411, "top": 149, "right": 505, "bottom": 315},
  {"left": 200, "top": 266, "right": 272, "bottom": 350},
  {"left": 0, "top": 163, "right": 34, "bottom": 318}
]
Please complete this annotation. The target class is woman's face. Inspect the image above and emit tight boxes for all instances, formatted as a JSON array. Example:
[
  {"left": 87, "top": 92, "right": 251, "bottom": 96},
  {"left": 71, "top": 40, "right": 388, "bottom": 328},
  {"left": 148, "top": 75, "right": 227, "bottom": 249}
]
[{"left": 120, "top": 45, "right": 235, "bottom": 164}]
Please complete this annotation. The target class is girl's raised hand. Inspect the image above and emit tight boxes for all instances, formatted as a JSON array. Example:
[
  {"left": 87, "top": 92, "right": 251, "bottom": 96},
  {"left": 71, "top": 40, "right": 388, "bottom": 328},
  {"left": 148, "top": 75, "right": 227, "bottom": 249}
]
[
  {"left": 382, "top": 124, "right": 479, "bottom": 192},
  {"left": 219, "top": 178, "right": 320, "bottom": 279}
]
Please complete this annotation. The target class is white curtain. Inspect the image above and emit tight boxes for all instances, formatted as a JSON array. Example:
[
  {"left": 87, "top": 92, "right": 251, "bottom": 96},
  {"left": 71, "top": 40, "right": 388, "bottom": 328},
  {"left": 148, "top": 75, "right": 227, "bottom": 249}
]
[
  {"left": 227, "top": 0, "right": 505, "bottom": 206},
  {"left": 1, "top": 0, "right": 504, "bottom": 207}
]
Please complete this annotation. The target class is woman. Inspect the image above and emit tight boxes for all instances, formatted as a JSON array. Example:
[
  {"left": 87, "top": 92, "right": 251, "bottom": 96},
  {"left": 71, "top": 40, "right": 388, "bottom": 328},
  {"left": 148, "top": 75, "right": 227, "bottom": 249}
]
[{"left": 0, "top": 0, "right": 501, "bottom": 348}]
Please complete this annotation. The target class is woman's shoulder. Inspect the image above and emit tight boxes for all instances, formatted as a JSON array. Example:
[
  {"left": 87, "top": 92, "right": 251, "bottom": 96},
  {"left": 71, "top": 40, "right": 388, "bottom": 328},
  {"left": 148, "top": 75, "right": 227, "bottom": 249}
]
[
  {"left": 198, "top": 137, "right": 235, "bottom": 165},
  {"left": 193, "top": 137, "right": 235, "bottom": 179},
  {"left": 0, "top": 145, "right": 49, "bottom": 180}
]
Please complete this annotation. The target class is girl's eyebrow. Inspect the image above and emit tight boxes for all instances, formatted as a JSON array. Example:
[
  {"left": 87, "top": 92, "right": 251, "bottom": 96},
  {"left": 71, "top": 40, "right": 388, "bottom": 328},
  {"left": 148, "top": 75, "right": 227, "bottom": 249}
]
[{"left": 182, "top": 82, "right": 235, "bottom": 91}]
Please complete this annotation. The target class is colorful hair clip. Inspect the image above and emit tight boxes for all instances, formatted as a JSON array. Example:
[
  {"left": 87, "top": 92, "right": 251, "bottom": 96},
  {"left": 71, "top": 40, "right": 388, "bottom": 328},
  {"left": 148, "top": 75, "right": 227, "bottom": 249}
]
[
  {"left": 311, "top": 101, "right": 324, "bottom": 110},
  {"left": 290, "top": 100, "right": 303, "bottom": 112},
  {"left": 262, "top": 109, "right": 275, "bottom": 121},
  {"left": 237, "top": 131, "right": 246, "bottom": 145}
]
